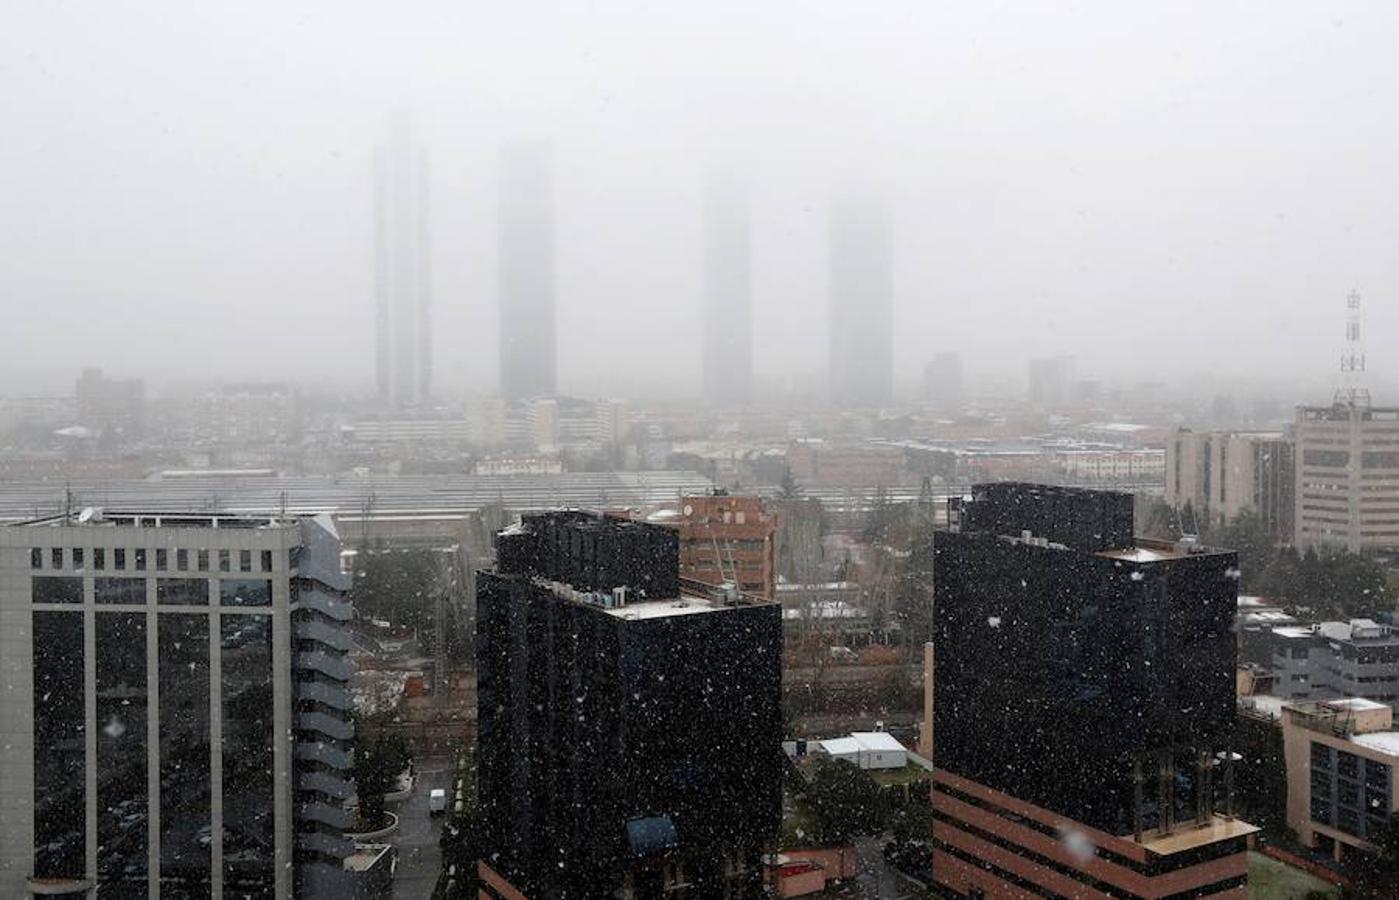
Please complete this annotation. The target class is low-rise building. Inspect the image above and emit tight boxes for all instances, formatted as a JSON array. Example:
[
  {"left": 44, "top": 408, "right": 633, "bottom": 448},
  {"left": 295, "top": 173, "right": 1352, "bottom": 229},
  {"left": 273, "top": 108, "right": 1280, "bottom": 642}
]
[
  {"left": 818, "top": 732, "right": 908, "bottom": 770},
  {"left": 1266, "top": 619, "right": 1399, "bottom": 710},
  {"left": 1166, "top": 429, "right": 1294, "bottom": 539},
  {"left": 1282, "top": 697, "right": 1399, "bottom": 862}
]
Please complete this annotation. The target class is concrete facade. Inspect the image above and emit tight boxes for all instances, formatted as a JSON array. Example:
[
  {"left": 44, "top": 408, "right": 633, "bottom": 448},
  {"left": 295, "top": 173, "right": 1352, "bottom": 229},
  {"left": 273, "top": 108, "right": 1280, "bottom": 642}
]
[
  {"left": 0, "top": 510, "right": 354, "bottom": 898},
  {"left": 1166, "top": 429, "right": 1294, "bottom": 539},
  {"left": 1295, "top": 404, "right": 1399, "bottom": 553},
  {"left": 1282, "top": 698, "right": 1399, "bottom": 862}
]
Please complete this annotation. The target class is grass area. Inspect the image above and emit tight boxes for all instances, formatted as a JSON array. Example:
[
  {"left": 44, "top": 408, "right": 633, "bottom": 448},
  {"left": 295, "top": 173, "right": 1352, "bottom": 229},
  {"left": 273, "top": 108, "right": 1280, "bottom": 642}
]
[
  {"left": 868, "top": 763, "right": 932, "bottom": 787},
  {"left": 1248, "top": 851, "right": 1339, "bottom": 899},
  {"left": 781, "top": 791, "right": 820, "bottom": 846}
]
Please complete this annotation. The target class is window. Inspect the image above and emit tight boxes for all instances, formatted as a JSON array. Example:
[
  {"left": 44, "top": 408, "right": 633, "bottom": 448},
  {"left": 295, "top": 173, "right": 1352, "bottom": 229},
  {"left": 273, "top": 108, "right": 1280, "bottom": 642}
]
[
  {"left": 94, "top": 547, "right": 106, "bottom": 571},
  {"left": 239, "top": 550, "right": 252, "bottom": 573},
  {"left": 218, "top": 549, "right": 230, "bottom": 573},
  {"left": 220, "top": 579, "right": 272, "bottom": 607},
  {"left": 1312, "top": 742, "right": 1333, "bottom": 771},
  {"left": 197, "top": 549, "right": 209, "bottom": 572},
  {"left": 95, "top": 578, "right": 146, "bottom": 605},
  {"left": 114, "top": 548, "right": 126, "bottom": 570},
  {"left": 260, "top": 550, "right": 273, "bottom": 572},
  {"left": 72, "top": 548, "right": 84, "bottom": 570},
  {"left": 176, "top": 548, "right": 188, "bottom": 571},
  {"left": 1338, "top": 751, "right": 1359, "bottom": 780},
  {"left": 155, "top": 548, "right": 167, "bottom": 571},
  {"left": 51, "top": 548, "right": 63, "bottom": 569},
  {"left": 133, "top": 549, "right": 146, "bottom": 571},
  {"left": 33, "top": 576, "right": 83, "bottom": 604},
  {"left": 30, "top": 548, "right": 42, "bottom": 569},
  {"left": 157, "top": 578, "right": 209, "bottom": 606}
]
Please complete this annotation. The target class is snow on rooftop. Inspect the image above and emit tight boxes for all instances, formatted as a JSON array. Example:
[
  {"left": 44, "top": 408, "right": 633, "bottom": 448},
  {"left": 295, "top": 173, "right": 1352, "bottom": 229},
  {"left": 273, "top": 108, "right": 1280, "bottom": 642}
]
[
  {"left": 1351, "top": 731, "right": 1399, "bottom": 757},
  {"left": 1327, "top": 697, "right": 1389, "bottom": 712},
  {"left": 851, "top": 731, "right": 907, "bottom": 752},
  {"left": 820, "top": 737, "right": 863, "bottom": 756},
  {"left": 605, "top": 596, "right": 730, "bottom": 620}
]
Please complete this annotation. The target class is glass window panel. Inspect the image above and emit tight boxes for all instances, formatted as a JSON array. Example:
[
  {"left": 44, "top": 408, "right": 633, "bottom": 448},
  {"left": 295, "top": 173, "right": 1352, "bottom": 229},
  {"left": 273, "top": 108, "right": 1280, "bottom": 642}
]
[
  {"left": 260, "top": 550, "right": 272, "bottom": 573},
  {"left": 95, "top": 578, "right": 147, "bottom": 606},
  {"left": 220, "top": 579, "right": 272, "bottom": 608},
  {"left": 72, "top": 548, "right": 84, "bottom": 570},
  {"left": 133, "top": 549, "right": 146, "bottom": 572},
  {"left": 218, "top": 550, "right": 230, "bottom": 573},
  {"left": 159, "top": 614, "right": 212, "bottom": 897},
  {"left": 30, "top": 547, "right": 42, "bottom": 569},
  {"left": 156, "top": 549, "right": 167, "bottom": 571},
  {"left": 32, "top": 576, "right": 83, "bottom": 604},
  {"left": 96, "top": 612, "right": 148, "bottom": 890},
  {"left": 197, "top": 549, "right": 209, "bottom": 572},
  {"left": 94, "top": 547, "right": 106, "bottom": 571},
  {"left": 158, "top": 578, "right": 210, "bottom": 607},
  {"left": 221, "top": 614, "right": 275, "bottom": 894},
  {"left": 114, "top": 548, "right": 126, "bottom": 570},
  {"left": 176, "top": 549, "right": 189, "bottom": 571},
  {"left": 51, "top": 547, "right": 63, "bottom": 569},
  {"left": 239, "top": 550, "right": 251, "bottom": 573},
  {"left": 33, "top": 610, "right": 86, "bottom": 879}
]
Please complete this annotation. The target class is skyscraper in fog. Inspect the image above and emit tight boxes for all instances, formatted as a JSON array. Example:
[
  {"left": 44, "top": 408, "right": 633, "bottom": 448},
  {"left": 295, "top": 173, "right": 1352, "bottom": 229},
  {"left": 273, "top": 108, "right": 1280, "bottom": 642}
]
[
  {"left": 702, "top": 179, "right": 753, "bottom": 405},
  {"left": 374, "top": 115, "right": 432, "bottom": 408},
  {"left": 828, "top": 199, "right": 892, "bottom": 407},
  {"left": 499, "top": 143, "right": 557, "bottom": 401}
]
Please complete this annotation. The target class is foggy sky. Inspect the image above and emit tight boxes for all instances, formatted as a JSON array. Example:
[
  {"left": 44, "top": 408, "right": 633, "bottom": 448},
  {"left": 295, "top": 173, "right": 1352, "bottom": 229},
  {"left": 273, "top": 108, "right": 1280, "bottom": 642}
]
[{"left": 3, "top": 1, "right": 1398, "bottom": 401}]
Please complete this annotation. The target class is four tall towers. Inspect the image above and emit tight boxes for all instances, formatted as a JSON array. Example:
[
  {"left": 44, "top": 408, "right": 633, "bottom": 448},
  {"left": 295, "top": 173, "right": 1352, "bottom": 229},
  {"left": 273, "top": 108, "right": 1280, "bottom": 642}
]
[{"left": 372, "top": 124, "right": 896, "bottom": 408}]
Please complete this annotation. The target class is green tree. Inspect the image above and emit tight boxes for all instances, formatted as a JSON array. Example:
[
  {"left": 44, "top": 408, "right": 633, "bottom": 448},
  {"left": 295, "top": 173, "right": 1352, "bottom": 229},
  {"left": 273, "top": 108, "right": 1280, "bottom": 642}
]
[
  {"left": 352, "top": 718, "right": 412, "bottom": 832},
  {"left": 805, "top": 758, "right": 884, "bottom": 845}
]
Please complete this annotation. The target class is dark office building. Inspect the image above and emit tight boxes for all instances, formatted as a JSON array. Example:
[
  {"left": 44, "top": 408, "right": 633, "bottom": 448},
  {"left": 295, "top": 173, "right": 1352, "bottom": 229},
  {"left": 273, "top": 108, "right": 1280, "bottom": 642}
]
[
  {"left": 499, "top": 143, "right": 557, "bottom": 401},
  {"left": 374, "top": 113, "right": 433, "bottom": 408},
  {"left": 930, "top": 483, "right": 1255, "bottom": 898},
  {"left": 702, "top": 178, "right": 753, "bottom": 406},
  {"left": 476, "top": 512, "right": 782, "bottom": 899},
  {"left": 828, "top": 199, "right": 892, "bottom": 408}
]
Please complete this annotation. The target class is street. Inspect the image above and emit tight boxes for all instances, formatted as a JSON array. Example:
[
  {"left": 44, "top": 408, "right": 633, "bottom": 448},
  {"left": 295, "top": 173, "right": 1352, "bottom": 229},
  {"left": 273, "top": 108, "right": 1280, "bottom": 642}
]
[{"left": 390, "top": 755, "right": 453, "bottom": 899}]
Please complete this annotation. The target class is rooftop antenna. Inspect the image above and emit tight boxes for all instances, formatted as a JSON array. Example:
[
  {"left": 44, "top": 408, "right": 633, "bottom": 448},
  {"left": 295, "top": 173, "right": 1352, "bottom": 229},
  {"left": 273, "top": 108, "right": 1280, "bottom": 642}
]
[{"left": 1335, "top": 289, "right": 1371, "bottom": 408}]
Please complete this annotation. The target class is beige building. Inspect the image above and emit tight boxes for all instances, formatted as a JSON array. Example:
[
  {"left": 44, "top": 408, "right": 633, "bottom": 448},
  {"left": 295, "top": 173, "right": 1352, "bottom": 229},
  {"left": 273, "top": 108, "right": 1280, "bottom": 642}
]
[
  {"left": 1166, "top": 429, "right": 1294, "bottom": 539},
  {"left": 1295, "top": 404, "right": 1399, "bottom": 553},
  {"left": 1282, "top": 697, "right": 1399, "bottom": 862}
]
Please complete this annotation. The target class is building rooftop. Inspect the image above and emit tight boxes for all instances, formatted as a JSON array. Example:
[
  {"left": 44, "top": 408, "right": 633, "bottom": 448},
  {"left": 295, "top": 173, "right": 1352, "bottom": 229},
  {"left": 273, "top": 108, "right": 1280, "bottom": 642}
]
[
  {"left": 11, "top": 509, "right": 297, "bottom": 530},
  {"left": 1351, "top": 732, "right": 1399, "bottom": 757},
  {"left": 1284, "top": 697, "right": 1396, "bottom": 738},
  {"left": 1137, "top": 816, "right": 1259, "bottom": 857}
]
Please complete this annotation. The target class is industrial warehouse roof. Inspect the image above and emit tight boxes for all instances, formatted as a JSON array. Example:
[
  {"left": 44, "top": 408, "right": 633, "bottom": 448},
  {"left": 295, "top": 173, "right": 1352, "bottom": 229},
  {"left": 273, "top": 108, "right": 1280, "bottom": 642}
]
[{"left": 0, "top": 471, "right": 715, "bottom": 522}]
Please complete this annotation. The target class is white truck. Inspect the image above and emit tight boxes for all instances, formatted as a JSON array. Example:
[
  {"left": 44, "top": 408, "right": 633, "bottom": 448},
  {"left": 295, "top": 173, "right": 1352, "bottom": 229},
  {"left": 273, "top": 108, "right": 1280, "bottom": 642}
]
[{"left": 428, "top": 788, "right": 447, "bottom": 816}]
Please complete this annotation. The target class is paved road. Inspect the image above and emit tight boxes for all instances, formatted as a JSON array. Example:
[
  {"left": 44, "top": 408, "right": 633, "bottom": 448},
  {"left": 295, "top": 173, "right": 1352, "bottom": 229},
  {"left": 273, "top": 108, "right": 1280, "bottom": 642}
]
[
  {"left": 391, "top": 756, "right": 453, "bottom": 899},
  {"left": 814, "top": 835, "right": 917, "bottom": 899}
]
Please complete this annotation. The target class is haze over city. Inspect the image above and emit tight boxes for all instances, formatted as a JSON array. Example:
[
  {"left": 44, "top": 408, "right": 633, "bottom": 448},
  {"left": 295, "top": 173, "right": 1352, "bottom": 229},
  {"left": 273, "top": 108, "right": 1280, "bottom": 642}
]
[{"left": 4, "top": 1, "right": 1399, "bottom": 400}]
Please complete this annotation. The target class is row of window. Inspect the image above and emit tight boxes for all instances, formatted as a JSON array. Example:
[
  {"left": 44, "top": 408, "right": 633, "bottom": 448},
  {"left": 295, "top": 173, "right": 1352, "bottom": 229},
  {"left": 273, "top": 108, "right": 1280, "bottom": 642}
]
[
  {"left": 32, "top": 546, "right": 276, "bottom": 575},
  {"left": 32, "top": 575, "right": 273, "bottom": 607}
]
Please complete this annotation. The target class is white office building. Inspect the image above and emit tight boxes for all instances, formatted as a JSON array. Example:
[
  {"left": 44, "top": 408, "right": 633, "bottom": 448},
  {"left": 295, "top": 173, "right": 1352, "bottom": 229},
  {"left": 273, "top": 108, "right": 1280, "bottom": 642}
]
[{"left": 0, "top": 510, "right": 355, "bottom": 898}]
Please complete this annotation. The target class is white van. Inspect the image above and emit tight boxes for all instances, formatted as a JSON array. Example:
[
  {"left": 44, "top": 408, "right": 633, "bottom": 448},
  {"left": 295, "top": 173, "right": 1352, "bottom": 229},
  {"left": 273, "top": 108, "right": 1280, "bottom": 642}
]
[{"left": 428, "top": 788, "right": 447, "bottom": 816}]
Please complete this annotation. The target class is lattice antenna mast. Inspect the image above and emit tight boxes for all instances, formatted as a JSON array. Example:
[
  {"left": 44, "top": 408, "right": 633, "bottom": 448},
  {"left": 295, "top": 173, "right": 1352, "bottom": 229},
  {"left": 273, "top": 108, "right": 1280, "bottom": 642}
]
[{"left": 1335, "top": 289, "right": 1371, "bottom": 408}]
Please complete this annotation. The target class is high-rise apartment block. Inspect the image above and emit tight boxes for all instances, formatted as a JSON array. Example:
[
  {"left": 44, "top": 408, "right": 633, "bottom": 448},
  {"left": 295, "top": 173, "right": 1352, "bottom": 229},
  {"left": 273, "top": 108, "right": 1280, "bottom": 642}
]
[
  {"left": 476, "top": 512, "right": 782, "bottom": 898},
  {"left": 1295, "top": 404, "right": 1399, "bottom": 553},
  {"left": 828, "top": 200, "right": 892, "bottom": 408},
  {"left": 0, "top": 510, "right": 355, "bottom": 898},
  {"left": 922, "top": 352, "right": 964, "bottom": 414},
  {"left": 374, "top": 114, "right": 433, "bottom": 408},
  {"left": 931, "top": 483, "right": 1254, "bottom": 898},
  {"left": 74, "top": 368, "right": 145, "bottom": 439},
  {"left": 702, "top": 179, "right": 753, "bottom": 406},
  {"left": 499, "top": 143, "right": 557, "bottom": 401},
  {"left": 1166, "top": 429, "right": 1295, "bottom": 539},
  {"left": 1026, "top": 355, "right": 1076, "bottom": 407}
]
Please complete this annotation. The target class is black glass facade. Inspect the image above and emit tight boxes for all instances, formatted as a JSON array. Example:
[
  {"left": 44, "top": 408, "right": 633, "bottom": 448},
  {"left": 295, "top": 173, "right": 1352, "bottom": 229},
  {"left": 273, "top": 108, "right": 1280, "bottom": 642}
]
[
  {"left": 96, "top": 611, "right": 148, "bottom": 895},
  {"left": 95, "top": 577, "right": 146, "bottom": 605},
  {"left": 33, "top": 575, "right": 82, "bottom": 603},
  {"left": 478, "top": 513, "right": 782, "bottom": 898},
  {"left": 159, "top": 613, "right": 212, "bottom": 897},
  {"left": 33, "top": 610, "right": 86, "bottom": 879},
  {"left": 158, "top": 577, "right": 210, "bottom": 606},
  {"left": 221, "top": 613, "right": 276, "bottom": 897},
  {"left": 220, "top": 579, "right": 272, "bottom": 607},
  {"left": 934, "top": 484, "right": 1238, "bottom": 837}
]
